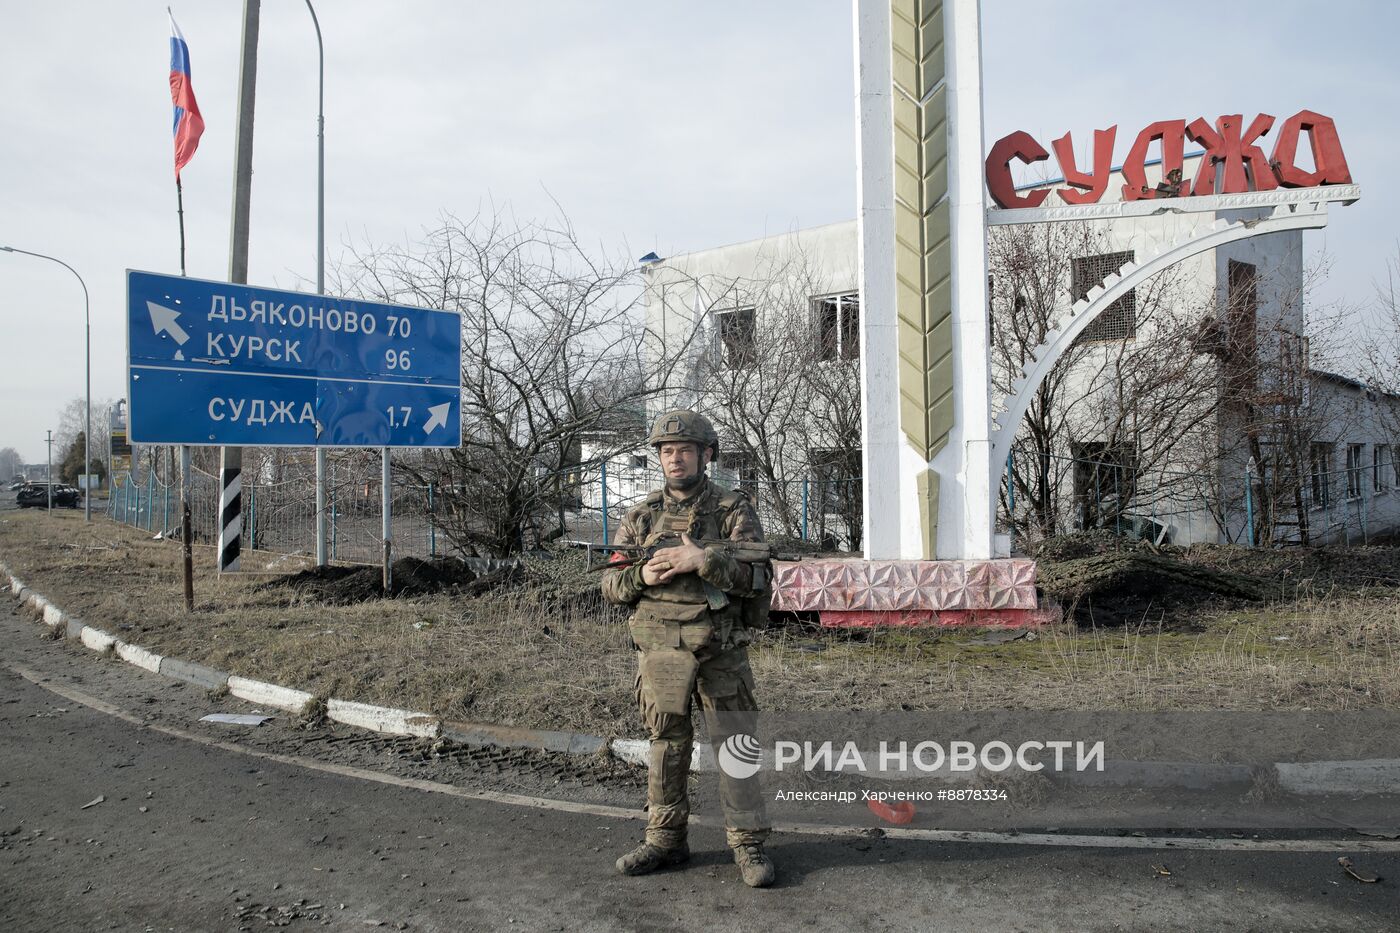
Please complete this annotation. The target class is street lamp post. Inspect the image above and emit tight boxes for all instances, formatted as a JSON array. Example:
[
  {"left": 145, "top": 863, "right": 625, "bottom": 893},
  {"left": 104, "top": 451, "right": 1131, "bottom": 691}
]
[
  {"left": 305, "top": 0, "right": 329, "bottom": 567},
  {"left": 1, "top": 246, "right": 92, "bottom": 521}
]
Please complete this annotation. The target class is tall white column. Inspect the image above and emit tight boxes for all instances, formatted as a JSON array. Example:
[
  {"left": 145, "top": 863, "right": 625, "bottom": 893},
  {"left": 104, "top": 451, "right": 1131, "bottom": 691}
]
[{"left": 933, "top": 0, "right": 992, "bottom": 559}]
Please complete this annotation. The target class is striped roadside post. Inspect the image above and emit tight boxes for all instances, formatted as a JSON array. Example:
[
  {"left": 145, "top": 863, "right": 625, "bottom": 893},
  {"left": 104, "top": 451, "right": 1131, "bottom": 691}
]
[{"left": 218, "top": 456, "right": 242, "bottom": 572}]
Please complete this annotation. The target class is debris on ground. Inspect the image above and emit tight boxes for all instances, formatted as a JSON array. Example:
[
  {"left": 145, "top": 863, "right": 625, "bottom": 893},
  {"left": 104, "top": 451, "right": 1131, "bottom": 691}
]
[
  {"left": 200, "top": 713, "right": 273, "bottom": 726},
  {"left": 867, "top": 798, "right": 915, "bottom": 825},
  {"left": 79, "top": 796, "right": 104, "bottom": 810},
  {"left": 1338, "top": 856, "right": 1382, "bottom": 883},
  {"left": 964, "top": 629, "right": 1034, "bottom": 646}
]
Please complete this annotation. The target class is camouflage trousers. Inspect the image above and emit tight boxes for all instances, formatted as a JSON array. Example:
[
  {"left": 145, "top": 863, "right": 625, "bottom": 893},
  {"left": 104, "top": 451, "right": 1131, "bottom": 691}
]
[{"left": 634, "top": 645, "right": 770, "bottom": 849}]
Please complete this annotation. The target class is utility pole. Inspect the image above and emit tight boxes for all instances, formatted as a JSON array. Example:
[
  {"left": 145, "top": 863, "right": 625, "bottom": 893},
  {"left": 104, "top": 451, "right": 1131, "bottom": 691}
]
[
  {"left": 306, "top": 0, "right": 329, "bottom": 568},
  {"left": 45, "top": 431, "right": 53, "bottom": 511},
  {"left": 218, "top": 0, "right": 260, "bottom": 574}
]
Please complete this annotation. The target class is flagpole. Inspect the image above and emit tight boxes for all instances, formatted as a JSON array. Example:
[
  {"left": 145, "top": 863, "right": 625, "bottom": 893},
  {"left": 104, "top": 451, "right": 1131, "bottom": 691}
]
[
  {"left": 176, "top": 175, "right": 187, "bottom": 277},
  {"left": 175, "top": 170, "right": 191, "bottom": 606}
]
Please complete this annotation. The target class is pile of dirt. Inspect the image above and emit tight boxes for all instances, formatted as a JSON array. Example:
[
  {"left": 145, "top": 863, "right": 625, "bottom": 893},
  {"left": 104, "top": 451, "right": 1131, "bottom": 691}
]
[
  {"left": 1037, "top": 551, "right": 1271, "bottom": 628},
  {"left": 514, "top": 548, "right": 609, "bottom": 615},
  {"left": 1180, "top": 543, "right": 1400, "bottom": 594},
  {"left": 1033, "top": 531, "right": 1400, "bottom": 627},
  {"left": 261, "top": 557, "right": 520, "bottom": 605}
]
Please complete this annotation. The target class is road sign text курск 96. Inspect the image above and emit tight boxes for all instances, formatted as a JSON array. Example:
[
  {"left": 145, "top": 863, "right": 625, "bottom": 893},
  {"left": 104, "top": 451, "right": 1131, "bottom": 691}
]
[{"left": 126, "top": 270, "right": 462, "bottom": 448}]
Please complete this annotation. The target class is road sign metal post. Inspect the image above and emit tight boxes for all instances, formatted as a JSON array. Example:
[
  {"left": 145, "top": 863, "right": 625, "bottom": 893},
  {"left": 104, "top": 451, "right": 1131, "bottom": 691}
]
[
  {"left": 45, "top": 431, "right": 52, "bottom": 511},
  {"left": 181, "top": 445, "right": 194, "bottom": 612},
  {"left": 600, "top": 459, "right": 609, "bottom": 546},
  {"left": 428, "top": 482, "right": 436, "bottom": 558},
  {"left": 381, "top": 448, "right": 392, "bottom": 593}
]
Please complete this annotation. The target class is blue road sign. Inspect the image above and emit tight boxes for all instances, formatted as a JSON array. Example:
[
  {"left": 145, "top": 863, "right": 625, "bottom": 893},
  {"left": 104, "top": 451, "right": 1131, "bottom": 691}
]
[{"left": 126, "top": 270, "right": 461, "bottom": 447}]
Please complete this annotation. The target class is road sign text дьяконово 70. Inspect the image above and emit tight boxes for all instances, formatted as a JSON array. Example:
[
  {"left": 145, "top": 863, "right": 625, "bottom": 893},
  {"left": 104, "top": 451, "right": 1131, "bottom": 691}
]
[{"left": 126, "top": 270, "right": 461, "bottom": 447}]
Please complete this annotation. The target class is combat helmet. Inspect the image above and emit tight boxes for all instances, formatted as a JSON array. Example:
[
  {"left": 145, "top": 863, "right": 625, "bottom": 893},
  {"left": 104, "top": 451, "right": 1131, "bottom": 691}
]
[{"left": 647, "top": 409, "right": 719, "bottom": 456}]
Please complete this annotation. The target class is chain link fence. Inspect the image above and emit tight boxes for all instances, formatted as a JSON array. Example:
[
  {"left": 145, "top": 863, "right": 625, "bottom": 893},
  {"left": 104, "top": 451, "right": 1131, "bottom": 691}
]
[
  {"left": 1002, "top": 450, "right": 1400, "bottom": 549},
  {"left": 105, "top": 455, "right": 864, "bottom": 563},
  {"left": 104, "top": 448, "right": 1399, "bottom": 561}
]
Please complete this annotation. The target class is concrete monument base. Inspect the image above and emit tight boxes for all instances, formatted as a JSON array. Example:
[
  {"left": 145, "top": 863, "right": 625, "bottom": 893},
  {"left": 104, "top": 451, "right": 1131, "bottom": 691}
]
[{"left": 771, "top": 558, "right": 1057, "bottom": 629}]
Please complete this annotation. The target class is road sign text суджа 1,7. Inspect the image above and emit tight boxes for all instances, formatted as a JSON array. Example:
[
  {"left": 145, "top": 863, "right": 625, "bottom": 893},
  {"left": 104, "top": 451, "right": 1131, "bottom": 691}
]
[{"left": 126, "top": 270, "right": 461, "bottom": 447}]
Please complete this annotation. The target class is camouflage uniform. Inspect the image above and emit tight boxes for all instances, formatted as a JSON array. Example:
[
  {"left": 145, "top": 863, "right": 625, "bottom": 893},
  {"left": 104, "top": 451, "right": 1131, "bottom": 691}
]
[{"left": 601, "top": 477, "right": 771, "bottom": 851}]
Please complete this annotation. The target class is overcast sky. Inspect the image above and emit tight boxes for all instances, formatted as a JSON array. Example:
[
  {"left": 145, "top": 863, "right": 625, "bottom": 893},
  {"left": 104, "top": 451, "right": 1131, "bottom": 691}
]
[{"left": 2, "top": 1, "right": 1396, "bottom": 463}]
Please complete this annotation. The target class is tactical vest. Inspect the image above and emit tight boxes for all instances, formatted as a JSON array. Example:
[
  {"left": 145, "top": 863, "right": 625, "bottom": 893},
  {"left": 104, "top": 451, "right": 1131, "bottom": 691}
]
[{"left": 634, "top": 483, "right": 771, "bottom": 630}]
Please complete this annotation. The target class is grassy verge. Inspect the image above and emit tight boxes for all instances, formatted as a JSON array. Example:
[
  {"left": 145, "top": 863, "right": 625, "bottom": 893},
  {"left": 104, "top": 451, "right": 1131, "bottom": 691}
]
[{"left": 1, "top": 507, "right": 1397, "bottom": 735}]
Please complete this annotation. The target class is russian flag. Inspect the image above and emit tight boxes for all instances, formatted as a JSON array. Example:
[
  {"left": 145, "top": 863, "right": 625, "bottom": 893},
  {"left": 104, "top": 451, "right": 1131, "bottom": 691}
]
[{"left": 168, "top": 9, "right": 204, "bottom": 178}]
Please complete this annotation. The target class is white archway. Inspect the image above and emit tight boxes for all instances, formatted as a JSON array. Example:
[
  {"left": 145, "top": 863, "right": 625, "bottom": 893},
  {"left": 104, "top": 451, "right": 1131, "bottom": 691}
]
[{"left": 985, "top": 186, "right": 1360, "bottom": 511}]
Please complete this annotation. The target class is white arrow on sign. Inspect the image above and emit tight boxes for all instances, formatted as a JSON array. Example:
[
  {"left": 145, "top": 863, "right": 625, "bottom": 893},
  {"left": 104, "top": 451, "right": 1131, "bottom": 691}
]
[
  {"left": 146, "top": 301, "right": 191, "bottom": 345},
  {"left": 423, "top": 403, "right": 451, "bottom": 434}
]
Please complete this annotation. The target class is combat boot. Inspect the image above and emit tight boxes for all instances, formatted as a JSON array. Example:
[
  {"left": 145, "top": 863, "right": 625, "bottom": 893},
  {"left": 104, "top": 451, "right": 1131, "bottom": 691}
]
[
  {"left": 615, "top": 840, "right": 690, "bottom": 876},
  {"left": 732, "top": 843, "right": 775, "bottom": 888}
]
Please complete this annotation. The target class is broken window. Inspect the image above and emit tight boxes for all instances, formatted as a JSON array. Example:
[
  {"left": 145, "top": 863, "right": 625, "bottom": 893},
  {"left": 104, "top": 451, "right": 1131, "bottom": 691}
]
[
  {"left": 717, "top": 307, "right": 757, "bottom": 369},
  {"left": 720, "top": 446, "right": 761, "bottom": 491},
  {"left": 1070, "top": 440, "right": 1137, "bottom": 529},
  {"left": 1071, "top": 251, "right": 1136, "bottom": 343},
  {"left": 812, "top": 293, "right": 860, "bottom": 361},
  {"left": 1346, "top": 443, "right": 1365, "bottom": 499},
  {"left": 1226, "top": 260, "right": 1258, "bottom": 395},
  {"left": 1309, "top": 442, "right": 1333, "bottom": 508},
  {"left": 809, "top": 448, "right": 861, "bottom": 513}
]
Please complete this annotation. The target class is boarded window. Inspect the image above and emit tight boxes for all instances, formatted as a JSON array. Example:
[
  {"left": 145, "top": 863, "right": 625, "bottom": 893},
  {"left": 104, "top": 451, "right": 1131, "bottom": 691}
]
[{"left": 1071, "top": 251, "right": 1136, "bottom": 342}]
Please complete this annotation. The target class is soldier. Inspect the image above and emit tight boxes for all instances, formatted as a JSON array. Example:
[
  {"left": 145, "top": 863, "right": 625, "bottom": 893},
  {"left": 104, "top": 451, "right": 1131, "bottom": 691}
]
[{"left": 601, "top": 409, "right": 775, "bottom": 888}]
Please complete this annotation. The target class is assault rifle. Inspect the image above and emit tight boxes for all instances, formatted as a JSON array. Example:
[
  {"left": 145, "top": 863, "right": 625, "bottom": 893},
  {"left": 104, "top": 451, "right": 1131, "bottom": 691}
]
[{"left": 585, "top": 536, "right": 790, "bottom": 574}]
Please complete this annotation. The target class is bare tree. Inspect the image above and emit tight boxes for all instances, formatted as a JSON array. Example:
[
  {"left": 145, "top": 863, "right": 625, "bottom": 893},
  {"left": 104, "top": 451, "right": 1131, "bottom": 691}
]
[
  {"left": 1362, "top": 246, "right": 1400, "bottom": 442},
  {"left": 1199, "top": 255, "right": 1360, "bottom": 545},
  {"left": 682, "top": 243, "right": 864, "bottom": 547},
  {"left": 330, "top": 210, "right": 688, "bottom": 557},
  {"left": 0, "top": 447, "right": 21, "bottom": 480},
  {"left": 988, "top": 221, "right": 1219, "bottom": 545},
  {"left": 53, "top": 396, "right": 118, "bottom": 481}
]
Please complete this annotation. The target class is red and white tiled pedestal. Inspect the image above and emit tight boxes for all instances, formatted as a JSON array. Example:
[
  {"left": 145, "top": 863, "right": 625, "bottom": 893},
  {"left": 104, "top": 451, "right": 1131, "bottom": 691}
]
[{"left": 771, "top": 558, "right": 1058, "bottom": 628}]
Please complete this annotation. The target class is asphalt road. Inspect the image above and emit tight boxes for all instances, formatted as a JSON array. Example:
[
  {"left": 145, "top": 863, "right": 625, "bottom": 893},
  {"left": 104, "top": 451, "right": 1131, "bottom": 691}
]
[{"left": 2, "top": 599, "right": 1400, "bottom": 931}]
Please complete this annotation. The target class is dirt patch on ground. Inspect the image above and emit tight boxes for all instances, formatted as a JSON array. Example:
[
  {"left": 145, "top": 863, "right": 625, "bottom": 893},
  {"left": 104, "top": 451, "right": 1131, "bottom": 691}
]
[
  {"left": 1034, "top": 531, "right": 1400, "bottom": 627},
  {"left": 2, "top": 506, "right": 1400, "bottom": 723},
  {"left": 260, "top": 557, "right": 521, "bottom": 605}
]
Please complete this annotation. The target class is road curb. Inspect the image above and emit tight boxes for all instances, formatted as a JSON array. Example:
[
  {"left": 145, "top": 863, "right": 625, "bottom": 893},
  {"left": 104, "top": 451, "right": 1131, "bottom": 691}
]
[
  {"left": 5, "top": 561, "right": 1400, "bottom": 795},
  {"left": 158, "top": 656, "right": 228, "bottom": 691},
  {"left": 227, "top": 675, "right": 316, "bottom": 716},
  {"left": 333, "top": 699, "right": 441, "bottom": 739}
]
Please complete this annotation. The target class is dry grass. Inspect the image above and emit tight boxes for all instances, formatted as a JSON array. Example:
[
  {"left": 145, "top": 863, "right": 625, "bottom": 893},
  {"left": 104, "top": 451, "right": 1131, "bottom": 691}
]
[{"left": 2, "top": 507, "right": 1398, "bottom": 734}]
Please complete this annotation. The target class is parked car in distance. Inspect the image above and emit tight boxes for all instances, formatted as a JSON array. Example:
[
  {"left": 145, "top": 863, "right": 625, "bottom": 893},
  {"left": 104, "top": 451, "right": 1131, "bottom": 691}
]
[
  {"left": 7, "top": 480, "right": 27, "bottom": 492},
  {"left": 16, "top": 483, "right": 82, "bottom": 508}
]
